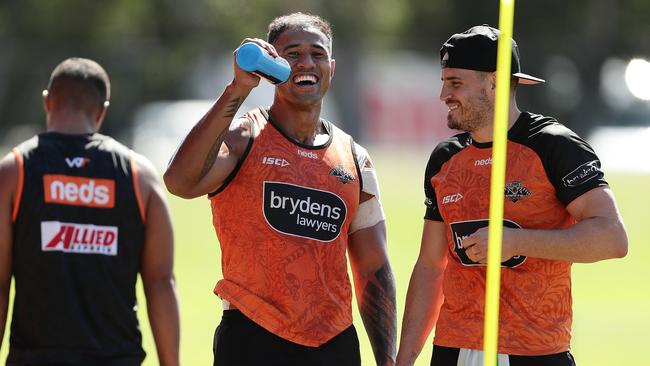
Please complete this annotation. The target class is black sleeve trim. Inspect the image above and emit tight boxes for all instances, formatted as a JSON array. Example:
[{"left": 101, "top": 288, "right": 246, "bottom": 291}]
[
  {"left": 424, "top": 148, "right": 443, "bottom": 221},
  {"left": 350, "top": 137, "right": 364, "bottom": 197},
  {"left": 510, "top": 113, "right": 608, "bottom": 207},
  {"left": 207, "top": 118, "right": 256, "bottom": 197},
  {"left": 423, "top": 134, "right": 470, "bottom": 221}
]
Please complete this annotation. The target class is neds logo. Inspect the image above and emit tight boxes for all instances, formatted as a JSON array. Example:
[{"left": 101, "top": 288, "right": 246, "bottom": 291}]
[
  {"left": 43, "top": 174, "right": 115, "bottom": 208},
  {"left": 263, "top": 181, "right": 347, "bottom": 242}
]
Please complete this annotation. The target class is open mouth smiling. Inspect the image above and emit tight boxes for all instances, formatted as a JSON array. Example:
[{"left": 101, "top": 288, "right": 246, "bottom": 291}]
[{"left": 293, "top": 74, "right": 319, "bottom": 86}]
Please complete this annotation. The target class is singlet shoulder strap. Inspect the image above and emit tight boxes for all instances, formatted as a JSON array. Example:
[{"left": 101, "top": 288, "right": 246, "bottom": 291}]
[
  {"left": 207, "top": 111, "right": 257, "bottom": 197},
  {"left": 10, "top": 148, "right": 24, "bottom": 223},
  {"left": 128, "top": 151, "right": 146, "bottom": 223}
]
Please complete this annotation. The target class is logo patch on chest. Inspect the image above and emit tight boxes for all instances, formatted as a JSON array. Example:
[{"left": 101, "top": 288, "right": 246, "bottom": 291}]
[
  {"left": 504, "top": 181, "right": 531, "bottom": 203},
  {"left": 329, "top": 165, "right": 355, "bottom": 184},
  {"left": 263, "top": 182, "right": 347, "bottom": 242}
]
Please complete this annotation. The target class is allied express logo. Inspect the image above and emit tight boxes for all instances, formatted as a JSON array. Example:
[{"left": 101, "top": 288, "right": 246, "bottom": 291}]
[
  {"left": 449, "top": 219, "right": 527, "bottom": 268},
  {"left": 41, "top": 221, "right": 118, "bottom": 256},
  {"left": 44, "top": 174, "right": 115, "bottom": 208},
  {"left": 263, "top": 181, "right": 347, "bottom": 242}
]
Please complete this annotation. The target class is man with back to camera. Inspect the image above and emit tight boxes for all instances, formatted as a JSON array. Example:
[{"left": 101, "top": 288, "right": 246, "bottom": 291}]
[
  {"left": 395, "top": 25, "right": 628, "bottom": 366},
  {"left": 164, "top": 12, "right": 397, "bottom": 366},
  {"left": 0, "top": 57, "right": 180, "bottom": 366}
]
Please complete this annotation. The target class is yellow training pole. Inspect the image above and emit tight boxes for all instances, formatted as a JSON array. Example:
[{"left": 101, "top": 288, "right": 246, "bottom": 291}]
[{"left": 483, "top": 0, "right": 515, "bottom": 365}]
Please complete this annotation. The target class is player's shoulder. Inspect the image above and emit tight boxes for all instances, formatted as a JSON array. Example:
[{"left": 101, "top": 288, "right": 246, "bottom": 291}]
[
  {"left": 93, "top": 133, "right": 134, "bottom": 155},
  {"left": 513, "top": 111, "right": 578, "bottom": 142},
  {"left": 0, "top": 148, "right": 20, "bottom": 196},
  {"left": 222, "top": 116, "right": 255, "bottom": 160},
  {"left": 0, "top": 149, "right": 18, "bottom": 174},
  {"left": 12, "top": 135, "right": 40, "bottom": 155},
  {"left": 130, "top": 150, "right": 158, "bottom": 177},
  {"left": 229, "top": 115, "right": 255, "bottom": 137},
  {"left": 93, "top": 132, "right": 159, "bottom": 184},
  {"left": 428, "top": 132, "right": 472, "bottom": 166},
  {"left": 351, "top": 140, "right": 374, "bottom": 170},
  {"left": 511, "top": 111, "right": 591, "bottom": 153},
  {"left": 323, "top": 119, "right": 368, "bottom": 166}
]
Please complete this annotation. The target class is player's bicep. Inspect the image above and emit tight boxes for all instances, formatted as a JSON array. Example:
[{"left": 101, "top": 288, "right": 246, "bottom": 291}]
[
  {"left": 141, "top": 188, "right": 174, "bottom": 283},
  {"left": 418, "top": 220, "right": 449, "bottom": 269},
  {"left": 566, "top": 186, "right": 621, "bottom": 222},
  {"left": 348, "top": 220, "right": 388, "bottom": 278},
  {"left": 0, "top": 153, "right": 17, "bottom": 289},
  {"left": 192, "top": 118, "right": 253, "bottom": 197},
  {"left": 134, "top": 155, "right": 174, "bottom": 282},
  {"left": 194, "top": 139, "right": 240, "bottom": 196}
]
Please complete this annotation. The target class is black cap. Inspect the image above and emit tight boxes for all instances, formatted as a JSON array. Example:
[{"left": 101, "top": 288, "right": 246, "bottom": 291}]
[{"left": 440, "top": 25, "right": 545, "bottom": 85}]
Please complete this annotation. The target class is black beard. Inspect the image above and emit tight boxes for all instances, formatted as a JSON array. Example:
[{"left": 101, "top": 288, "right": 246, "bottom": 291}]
[
  {"left": 446, "top": 89, "right": 493, "bottom": 132},
  {"left": 447, "top": 111, "right": 487, "bottom": 132}
]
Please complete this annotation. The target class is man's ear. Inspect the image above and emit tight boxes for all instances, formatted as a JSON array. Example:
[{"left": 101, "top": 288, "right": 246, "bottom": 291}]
[
  {"left": 94, "top": 101, "right": 110, "bottom": 131},
  {"left": 330, "top": 59, "right": 336, "bottom": 80},
  {"left": 490, "top": 73, "right": 496, "bottom": 90},
  {"left": 42, "top": 90, "right": 50, "bottom": 113}
]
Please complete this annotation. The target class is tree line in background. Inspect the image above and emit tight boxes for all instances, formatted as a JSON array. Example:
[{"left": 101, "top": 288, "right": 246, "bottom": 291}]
[{"left": 1, "top": 0, "right": 649, "bottom": 145}]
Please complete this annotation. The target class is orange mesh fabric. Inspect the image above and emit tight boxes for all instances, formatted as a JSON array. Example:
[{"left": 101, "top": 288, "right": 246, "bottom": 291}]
[
  {"left": 425, "top": 113, "right": 607, "bottom": 355},
  {"left": 431, "top": 142, "right": 574, "bottom": 355},
  {"left": 210, "top": 109, "right": 360, "bottom": 346}
]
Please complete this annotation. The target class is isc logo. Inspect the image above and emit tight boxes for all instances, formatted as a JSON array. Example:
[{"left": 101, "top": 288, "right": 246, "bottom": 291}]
[
  {"left": 262, "top": 157, "right": 290, "bottom": 167},
  {"left": 442, "top": 193, "right": 463, "bottom": 204},
  {"left": 43, "top": 174, "right": 115, "bottom": 208}
]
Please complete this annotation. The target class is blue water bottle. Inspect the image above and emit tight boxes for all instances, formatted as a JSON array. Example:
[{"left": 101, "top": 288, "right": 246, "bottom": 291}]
[{"left": 236, "top": 42, "right": 291, "bottom": 85}]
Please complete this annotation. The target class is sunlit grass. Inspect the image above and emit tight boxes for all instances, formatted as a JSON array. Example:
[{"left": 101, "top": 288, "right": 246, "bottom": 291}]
[{"left": 2, "top": 150, "right": 647, "bottom": 365}]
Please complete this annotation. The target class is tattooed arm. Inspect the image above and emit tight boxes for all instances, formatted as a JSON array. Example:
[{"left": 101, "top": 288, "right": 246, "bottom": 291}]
[
  {"left": 348, "top": 192, "right": 397, "bottom": 366},
  {"left": 164, "top": 38, "right": 277, "bottom": 198}
]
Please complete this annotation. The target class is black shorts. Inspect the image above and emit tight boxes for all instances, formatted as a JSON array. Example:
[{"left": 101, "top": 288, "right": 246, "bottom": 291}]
[
  {"left": 431, "top": 345, "right": 576, "bottom": 366},
  {"left": 213, "top": 310, "right": 361, "bottom": 366}
]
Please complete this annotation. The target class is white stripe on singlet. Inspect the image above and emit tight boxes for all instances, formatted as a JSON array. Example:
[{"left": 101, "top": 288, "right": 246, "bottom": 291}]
[{"left": 457, "top": 349, "right": 510, "bottom": 366}]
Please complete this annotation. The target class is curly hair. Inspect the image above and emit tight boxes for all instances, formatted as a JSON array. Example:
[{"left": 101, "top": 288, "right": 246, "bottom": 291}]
[{"left": 267, "top": 12, "right": 333, "bottom": 52}]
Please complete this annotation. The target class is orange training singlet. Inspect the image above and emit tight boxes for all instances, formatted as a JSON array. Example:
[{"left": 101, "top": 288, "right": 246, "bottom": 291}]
[
  {"left": 209, "top": 108, "right": 361, "bottom": 347},
  {"left": 424, "top": 112, "right": 608, "bottom": 355}
]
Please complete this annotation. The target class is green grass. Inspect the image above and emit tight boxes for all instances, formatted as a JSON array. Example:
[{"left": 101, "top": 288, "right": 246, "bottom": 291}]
[{"left": 2, "top": 149, "right": 648, "bottom": 365}]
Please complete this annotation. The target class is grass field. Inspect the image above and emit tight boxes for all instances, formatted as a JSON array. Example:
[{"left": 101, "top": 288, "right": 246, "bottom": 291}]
[{"left": 1, "top": 148, "right": 648, "bottom": 365}]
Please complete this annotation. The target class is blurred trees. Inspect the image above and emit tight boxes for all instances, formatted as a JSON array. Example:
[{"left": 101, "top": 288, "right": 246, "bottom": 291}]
[{"left": 1, "top": 0, "right": 649, "bottom": 145}]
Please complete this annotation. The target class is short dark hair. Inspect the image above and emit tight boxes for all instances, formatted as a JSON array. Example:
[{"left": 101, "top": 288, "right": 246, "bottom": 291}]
[
  {"left": 47, "top": 57, "right": 111, "bottom": 109},
  {"left": 267, "top": 12, "right": 333, "bottom": 52}
]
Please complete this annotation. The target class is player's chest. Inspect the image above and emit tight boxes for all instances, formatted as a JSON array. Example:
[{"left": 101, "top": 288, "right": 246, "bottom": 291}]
[{"left": 431, "top": 148, "right": 558, "bottom": 221}]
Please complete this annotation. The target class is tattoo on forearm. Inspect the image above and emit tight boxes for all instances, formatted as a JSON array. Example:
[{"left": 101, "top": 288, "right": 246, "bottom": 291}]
[
  {"left": 198, "top": 97, "right": 242, "bottom": 178},
  {"left": 224, "top": 97, "right": 242, "bottom": 118},
  {"left": 199, "top": 128, "right": 228, "bottom": 179},
  {"left": 360, "top": 262, "right": 397, "bottom": 365}
]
